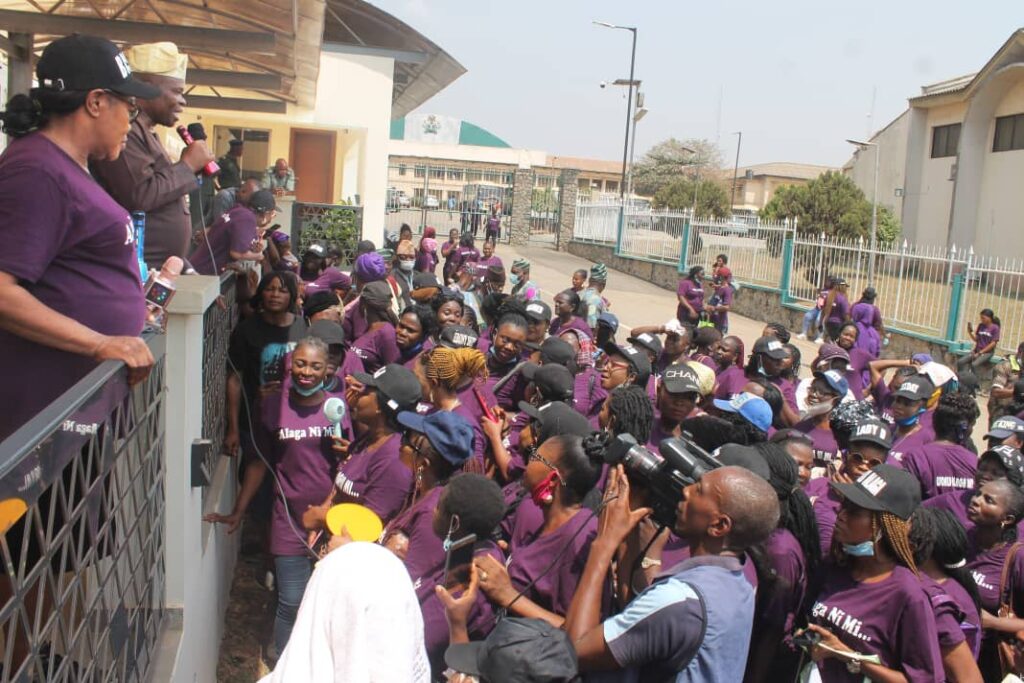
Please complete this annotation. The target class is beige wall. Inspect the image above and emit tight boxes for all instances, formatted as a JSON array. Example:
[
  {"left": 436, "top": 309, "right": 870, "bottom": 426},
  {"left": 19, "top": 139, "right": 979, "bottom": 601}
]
[
  {"left": 846, "top": 110, "right": 909, "bottom": 220},
  {"left": 973, "top": 76, "right": 1024, "bottom": 256},
  {"left": 910, "top": 102, "right": 964, "bottom": 246}
]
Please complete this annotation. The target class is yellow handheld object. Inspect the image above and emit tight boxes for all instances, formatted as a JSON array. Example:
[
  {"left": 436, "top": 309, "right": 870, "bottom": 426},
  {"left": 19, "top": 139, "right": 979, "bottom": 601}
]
[{"left": 325, "top": 503, "right": 383, "bottom": 542}]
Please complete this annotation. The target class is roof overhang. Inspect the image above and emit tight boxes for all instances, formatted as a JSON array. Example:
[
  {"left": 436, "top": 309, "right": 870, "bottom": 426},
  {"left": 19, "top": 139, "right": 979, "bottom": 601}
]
[{"left": 910, "top": 28, "right": 1024, "bottom": 108}]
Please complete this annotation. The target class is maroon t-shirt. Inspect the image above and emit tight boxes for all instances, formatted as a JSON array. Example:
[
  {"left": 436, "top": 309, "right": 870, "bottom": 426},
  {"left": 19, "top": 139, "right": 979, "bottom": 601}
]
[
  {"left": 390, "top": 486, "right": 445, "bottom": 582},
  {"left": 188, "top": 204, "right": 257, "bottom": 275},
  {"left": 334, "top": 432, "right": 412, "bottom": 523},
  {"left": 809, "top": 564, "right": 943, "bottom": 682},
  {"left": 708, "top": 284, "right": 733, "bottom": 329},
  {"left": 351, "top": 324, "right": 400, "bottom": 373},
  {"left": 0, "top": 134, "right": 147, "bottom": 440},
  {"left": 794, "top": 419, "right": 841, "bottom": 468},
  {"left": 548, "top": 316, "right": 591, "bottom": 338},
  {"left": 894, "top": 442, "right": 977, "bottom": 500},
  {"left": 806, "top": 476, "right": 842, "bottom": 556},
  {"left": 888, "top": 425, "right": 936, "bottom": 465},
  {"left": 922, "top": 489, "right": 974, "bottom": 532},
  {"left": 675, "top": 278, "right": 704, "bottom": 321},
  {"left": 761, "top": 528, "right": 807, "bottom": 634},
  {"left": 714, "top": 365, "right": 748, "bottom": 400}
]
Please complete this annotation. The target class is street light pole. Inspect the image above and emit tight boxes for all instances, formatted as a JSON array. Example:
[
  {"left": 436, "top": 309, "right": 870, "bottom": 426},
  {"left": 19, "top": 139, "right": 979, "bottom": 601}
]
[
  {"left": 594, "top": 21, "right": 637, "bottom": 201},
  {"left": 846, "top": 138, "right": 879, "bottom": 283},
  {"left": 730, "top": 131, "right": 742, "bottom": 215},
  {"left": 627, "top": 98, "right": 647, "bottom": 201}
]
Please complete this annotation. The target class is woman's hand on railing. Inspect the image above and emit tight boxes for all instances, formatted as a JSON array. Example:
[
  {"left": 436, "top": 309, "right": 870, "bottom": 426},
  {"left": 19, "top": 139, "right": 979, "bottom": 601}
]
[
  {"left": 203, "top": 510, "right": 242, "bottom": 534},
  {"left": 92, "top": 335, "right": 154, "bottom": 385}
]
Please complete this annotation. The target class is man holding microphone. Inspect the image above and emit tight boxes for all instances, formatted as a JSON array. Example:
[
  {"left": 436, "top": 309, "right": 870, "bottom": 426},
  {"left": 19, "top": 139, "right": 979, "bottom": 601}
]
[{"left": 92, "top": 42, "right": 215, "bottom": 267}]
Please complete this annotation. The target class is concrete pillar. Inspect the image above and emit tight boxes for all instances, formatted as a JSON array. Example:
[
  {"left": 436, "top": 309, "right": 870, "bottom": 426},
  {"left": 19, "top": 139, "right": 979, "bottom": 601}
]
[
  {"left": 6, "top": 33, "right": 32, "bottom": 98},
  {"left": 510, "top": 167, "right": 535, "bottom": 246},
  {"left": 557, "top": 169, "right": 579, "bottom": 251},
  {"left": 152, "top": 275, "right": 240, "bottom": 683}
]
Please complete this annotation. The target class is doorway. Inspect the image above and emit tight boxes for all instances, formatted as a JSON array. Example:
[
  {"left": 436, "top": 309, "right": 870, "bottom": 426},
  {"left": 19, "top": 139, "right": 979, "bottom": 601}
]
[{"left": 290, "top": 129, "right": 337, "bottom": 204}]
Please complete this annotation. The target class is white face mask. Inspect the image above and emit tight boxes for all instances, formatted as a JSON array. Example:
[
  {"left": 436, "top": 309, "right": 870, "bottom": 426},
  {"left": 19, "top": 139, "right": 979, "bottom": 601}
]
[
  {"left": 398, "top": 260, "right": 414, "bottom": 272},
  {"left": 800, "top": 398, "right": 834, "bottom": 421}
]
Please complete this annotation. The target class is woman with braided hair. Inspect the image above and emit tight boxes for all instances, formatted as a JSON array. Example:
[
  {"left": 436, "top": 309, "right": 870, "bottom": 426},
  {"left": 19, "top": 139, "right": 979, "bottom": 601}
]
[
  {"left": 897, "top": 390, "right": 980, "bottom": 500},
  {"left": 802, "top": 464, "right": 943, "bottom": 682},
  {"left": 421, "top": 346, "right": 496, "bottom": 473},
  {"left": 965, "top": 477, "right": 1024, "bottom": 680},
  {"left": 745, "top": 442, "right": 820, "bottom": 683},
  {"left": 908, "top": 507, "right": 983, "bottom": 681},
  {"left": 597, "top": 383, "right": 653, "bottom": 446}
]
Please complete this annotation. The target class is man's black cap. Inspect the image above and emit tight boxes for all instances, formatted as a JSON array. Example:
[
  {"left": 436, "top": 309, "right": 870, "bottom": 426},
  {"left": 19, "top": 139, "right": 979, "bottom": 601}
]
[
  {"left": 524, "top": 301, "right": 552, "bottom": 323},
  {"left": 438, "top": 325, "right": 479, "bottom": 350},
  {"left": 249, "top": 189, "right": 278, "bottom": 213},
  {"left": 37, "top": 35, "right": 161, "bottom": 100},
  {"left": 521, "top": 363, "right": 574, "bottom": 402},
  {"left": 627, "top": 332, "right": 663, "bottom": 359},
  {"left": 517, "top": 401, "right": 593, "bottom": 444},
  {"left": 538, "top": 337, "right": 577, "bottom": 373},
  {"left": 830, "top": 464, "right": 921, "bottom": 521},
  {"left": 351, "top": 364, "right": 422, "bottom": 411},
  {"left": 445, "top": 617, "right": 578, "bottom": 683}
]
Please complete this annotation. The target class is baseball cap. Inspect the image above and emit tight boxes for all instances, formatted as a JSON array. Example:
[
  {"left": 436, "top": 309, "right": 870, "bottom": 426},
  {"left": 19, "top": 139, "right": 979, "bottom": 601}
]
[
  {"left": 521, "top": 363, "right": 575, "bottom": 402},
  {"left": 438, "top": 325, "right": 480, "bottom": 350},
  {"left": 980, "top": 445, "right": 1024, "bottom": 486},
  {"left": 628, "top": 332, "right": 663, "bottom": 359},
  {"left": 523, "top": 301, "right": 552, "bottom": 323},
  {"left": 597, "top": 312, "right": 619, "bottom": 331},
  {"left": 712, "top": 392, "right": 773, "bottom": 433},
  {"left": 538, "top": 337, "right": 578, "bottom": 373},
  {"left": 891, "top": 375, "right": 935, "bottom": 401},
  {"left": 303, "top": 243, "right": 326, "bottom": 258},
  {"left": 830, "top": 464, "right": 921, "bottom": 520},
  {"left": 36, "top": 35, "right": 161, "bottom": 99},
  {"left": 602, "top": 342, "right": 652, "bottom": 384},
  {"left": 716, "top": 444, "right": 771, "bottom": 481},
  {"left": 661, "top": 363, "right": 701, "bottom": 395},
  {"left": 848, "top": 418, "right": 894, "bottom": 450},
  {"left": 360, "top": 280, "right": 393, "bottom": 307},
  {"left": 814, "top": 369, "right": 850, "bottom": 397},
  {"left": 816, "top": 344, "right": 851, "bottom": 368},
  {"left": 306, "top": 268, "right": 351, "bottom": 296},
  {"left": 445, "top": 617, "right": 578, "bottom": 683},
  {"left": 987, "top": 417, "right": 1024, "bottom": 441},
  {"left": 351, "top": 364, "right": 422, "bottom": 411},
  {"left": 752, "top": 336, "right": 788, "bottom": 360},
  {"left": 918, "top": 361, "right": 957, "bottom": 389},
  {"left": 303, "top": 291, "right": 339, "bottom": 320},
  {"left": 518, "top": 401, "right": 593, "bottom": 444},
  {"left": 413, "top": 272, "right": 441, "bottom": 290},
  {"left": 306, "top": 319, "right": 345, "bottom": 348},
  {"left": 396, "top": 411, "right": 475, "bottom": 466}
]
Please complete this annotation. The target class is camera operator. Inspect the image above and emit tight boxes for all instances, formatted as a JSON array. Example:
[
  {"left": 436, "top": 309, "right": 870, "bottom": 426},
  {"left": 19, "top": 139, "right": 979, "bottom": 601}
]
[{"left": 564, "top": 462, "right": 779, "bottom": 681}]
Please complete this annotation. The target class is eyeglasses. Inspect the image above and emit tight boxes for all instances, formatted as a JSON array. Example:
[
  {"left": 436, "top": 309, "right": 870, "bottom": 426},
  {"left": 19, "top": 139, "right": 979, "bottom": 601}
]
[
  {"left": 605, "top": 359, "right": 631, "bottom": 372},
  {"left": 103, "top": 90, "right": 139, "bottom": 121},
  {"left": 402, "top": 433, "right": 427, "bottom": 457},
  {"left": 528, "top": 447, "right": 563, "bottom": 477},
  {"left": 847, "top": 452, "right": 884, "bottom": 469}
]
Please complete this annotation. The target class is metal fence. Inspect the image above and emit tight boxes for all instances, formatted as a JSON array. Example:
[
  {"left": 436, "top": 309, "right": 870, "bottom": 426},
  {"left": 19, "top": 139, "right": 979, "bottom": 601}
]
[
  {"left": 529, "top": 173, "right": 562, "bottom": 245},
  {"left": 291, "top": 202, "right": 364, "bottom": 269},
  {"left": 0, "top": 336, "right": 166, "bottom": 681},
  {"left": 201, "top": 273, "right": 237, "bottom": 500},
  {"left": 572, "top": 201, "right": 1024, "bottom": 353}
]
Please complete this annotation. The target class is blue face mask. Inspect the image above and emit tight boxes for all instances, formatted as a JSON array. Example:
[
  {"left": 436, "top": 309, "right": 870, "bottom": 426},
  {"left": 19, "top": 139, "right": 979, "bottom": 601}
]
[
  {"left": 509, "top": 273, "right": 521, "bottom": 286},
  {"left": 757, "top": 361, "right": 768, "bottom": 377},
  {"left": 293, "top": 380, "right": 324, "bottom": 397},
  {"left": 895, "top": 407, "right": 926, "bottom": 427},
  {"left": 842, "top": 540, "right": 876, "bottom": 557}
]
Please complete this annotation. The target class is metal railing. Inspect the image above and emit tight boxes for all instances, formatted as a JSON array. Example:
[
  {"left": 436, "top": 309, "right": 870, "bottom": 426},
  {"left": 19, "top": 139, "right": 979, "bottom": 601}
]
[
  {"left": 201, "top": 273, "right": 237, "bottom": 501},
  {"left": 291, "top": 202, "right": 364, "bottom": 269},
  {"left": 572, "top": 200, "right": 1024, "bottom": 353},
  {"left": 0, "top": 335, "right": 166, "bottom": 681}
]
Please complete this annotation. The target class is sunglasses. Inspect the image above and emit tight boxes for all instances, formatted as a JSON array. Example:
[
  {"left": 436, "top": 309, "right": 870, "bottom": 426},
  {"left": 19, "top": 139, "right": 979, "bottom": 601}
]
[
  {"left": 847, "top": 451, "right": 885, "bottom": 469},
  {"left": 103, "top": 90, "right": 139, "bottom": 121}
]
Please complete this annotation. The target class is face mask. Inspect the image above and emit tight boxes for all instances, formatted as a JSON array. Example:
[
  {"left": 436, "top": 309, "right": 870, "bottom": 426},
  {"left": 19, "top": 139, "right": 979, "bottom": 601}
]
[
  {"left": 509, "top": 274, "right": 521, "bottom": 286},
  {"left": 398, "top": 260, "right": 414, "bottom": 272},
  {"left": 756, "top": 361, "right": 768, "bottom": 377},
  {"left": 895, "top": 407, "right": 926, "bottom": 427},
  {"left": 842, "top": 540, "right": 876, "bottom": 557},
  {"left": 442, "top": 515, "right": 459, "bottom": 552},
  {"left": 801, "top": 399, "right": 834, "bottom": 420},
  {"left": 293, "top": 380, "right": 324, "bottom": 397},
  {"left": 530, "top": 470, "right": 560, "bottom": 506}
]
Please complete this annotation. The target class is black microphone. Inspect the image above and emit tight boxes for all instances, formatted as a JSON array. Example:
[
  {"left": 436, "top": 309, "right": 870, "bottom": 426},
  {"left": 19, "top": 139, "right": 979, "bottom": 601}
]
[{"left": 186, "top": 122, "right": 207, "bottom": 141}]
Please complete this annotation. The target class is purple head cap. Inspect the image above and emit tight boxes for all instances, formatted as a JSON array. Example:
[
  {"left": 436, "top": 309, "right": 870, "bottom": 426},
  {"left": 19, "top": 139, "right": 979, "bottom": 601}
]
[
  {"left": 270, "top": 230, "right": 289, "bottom": 245},
  {"left": 354, "top": 252, "right": 387, "bottom": 283}
]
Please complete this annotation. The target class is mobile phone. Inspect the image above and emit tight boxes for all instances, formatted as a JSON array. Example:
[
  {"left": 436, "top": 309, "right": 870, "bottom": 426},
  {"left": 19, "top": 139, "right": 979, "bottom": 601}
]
[{"left": 443, "top": 533, "right": 477, "bottom": 592}]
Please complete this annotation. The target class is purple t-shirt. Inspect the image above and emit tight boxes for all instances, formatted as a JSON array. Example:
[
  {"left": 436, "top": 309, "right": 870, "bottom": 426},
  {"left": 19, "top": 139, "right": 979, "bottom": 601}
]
[
  {"left": 714, "top": 365, "right": 748, "bottom": 400},
  {"left": 188, "top": 205, "right": 257, "bottom": 275},
  {"left": 343, "top": 298, "right": 368, "bottom": 342},
  {"left": 0, "top": 134, "right": 147, "bottom": 439},
  {"left": 574, "top": 366, "right": 607, "bottom": 417},
  {"left": 895, "top": 442, "right": 976, "bottom": 500},
  {"left": 825, "top": 292, "right": 850, "bottom": 324},
  {"left": 453, "top": 382, "right": 499, "bottom": 467},
  {"left": 770, "top": 376, "right": 799, "bottom": 412},
  {"left": 920, "top": 575, "right": 979, "bottom": 658},
  {"left": 708, "top": 284, "right": 733, "bottom": 329},
  {"left": 334, "top": 432, "right": 412, "bottom": 523},
  {"left": 417, "top": 541, "right": 503, "bottom": 675},
  {"left": 451, "top": 246, "right": 480, "bottom": 273},
  {"left": 794, "top": 420, "right": 841, "bottom": 468},
  {"left": 415, "top": 249, "right": 438, "bottom": 274},
  {"left": 809, "top": 564, "right": 943, "bottom": 682},
  {"left": 922, "top": 489, "right": 974, "bottom": 532},
  {"left": 967, "top": 542, "right": 1024, "bottom": 615},
  {"left": 350, "top": 323, "right": 400, "bottom": 373},
  {"left": 806, "top": 477, "right": 841, "bottom": 556},
  {"left": 871, "top": 379, "right": 894, "bottom": 422},
  {"left": 888, "top": 425, "right": 936, "bottom": 465},
  {"left": 548, "top": 316, "right": 591, "bottom": 338},
  {"left": 761, "top": 528, "right": 807, "bottom": 634},
  {"left": 257, "top": 392, "right": 338, "bottom": 557},
  {"left": 484, "top": 354, "right": 526, "bottom": 411},
  {"left": 975, "top": 322, "right": 1000, "bottom": 353},
  {"left": 845, "top": 348, "right": 872, "bottom": 399},
  {"left": 676, "top": 278, "right": 704, "bottom": 321},
  {"left": 508, "top": 507, "right": 598, "bottom": 616},
  {"left": 390, "top": 486, "right": 445, "bottom": 582}
]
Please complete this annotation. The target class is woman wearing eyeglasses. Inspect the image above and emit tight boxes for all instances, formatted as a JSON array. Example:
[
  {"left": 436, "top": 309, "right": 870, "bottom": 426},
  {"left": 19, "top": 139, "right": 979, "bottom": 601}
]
[{"left": 0, "top": 35, "right": 160, "bottom": 441}]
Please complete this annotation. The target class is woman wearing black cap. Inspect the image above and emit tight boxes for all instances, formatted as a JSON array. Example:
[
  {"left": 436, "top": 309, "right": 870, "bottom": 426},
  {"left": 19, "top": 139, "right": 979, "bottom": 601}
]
[
  {"left": 802, "top": 465, "right": 943, "bottom": 682},
  {"left": 0, "top": 35, "right": 162, "bottom": 439},
  {"left": 350, "top": 281, "right": 401, "bottom": 373},
  {"left": 189, "top": 189, "right": 276, "bottom": 275}
]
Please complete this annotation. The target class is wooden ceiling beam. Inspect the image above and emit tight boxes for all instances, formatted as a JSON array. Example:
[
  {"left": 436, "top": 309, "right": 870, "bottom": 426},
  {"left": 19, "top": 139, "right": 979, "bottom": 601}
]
[
  {"left": 187, "top": 68, "right": 282, "bottom": 89},
  {"left": 0, "top": 9, "right": 277, "bottom": 54},
  {"left": 186, "top": 95, "right": 287, "bottom": 114}
]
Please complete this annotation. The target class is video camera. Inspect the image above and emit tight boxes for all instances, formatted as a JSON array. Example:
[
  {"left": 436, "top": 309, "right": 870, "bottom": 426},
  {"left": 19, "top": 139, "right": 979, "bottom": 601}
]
[{"left": 604, "top": 433, "right": 721, "bottom": 528}]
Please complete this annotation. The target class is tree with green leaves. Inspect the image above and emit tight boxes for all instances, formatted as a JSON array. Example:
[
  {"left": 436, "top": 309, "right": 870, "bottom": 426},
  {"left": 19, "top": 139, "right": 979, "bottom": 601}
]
[
  {"left": 631, "top": 138, "right": 724, "bottom": 197},
  {"left": 760, "top": 171, "right": 900, "bottom": 243},
  {"left": 652, "top": 177, "right": 730, "bottom": 218}
]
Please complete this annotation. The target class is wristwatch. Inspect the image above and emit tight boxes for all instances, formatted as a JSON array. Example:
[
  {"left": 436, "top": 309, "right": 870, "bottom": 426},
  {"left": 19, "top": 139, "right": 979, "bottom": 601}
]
[
  {"left": 845, "top": 658, "right": 861, "bottom": 674},
  {"left": 640, "top": 556, "right": 662, "bottom": 570}
]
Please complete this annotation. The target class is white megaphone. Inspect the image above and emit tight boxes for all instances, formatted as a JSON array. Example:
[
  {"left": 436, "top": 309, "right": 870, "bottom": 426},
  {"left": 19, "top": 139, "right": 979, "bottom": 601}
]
[{"left": 323, "top": 397, "right": 346, "bottom": 438}]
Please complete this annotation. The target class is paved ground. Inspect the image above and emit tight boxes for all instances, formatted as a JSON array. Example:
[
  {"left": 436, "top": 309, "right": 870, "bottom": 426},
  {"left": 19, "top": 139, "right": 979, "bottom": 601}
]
[{"left": 502, "top": 241, "right": 991, "bottom": 441}]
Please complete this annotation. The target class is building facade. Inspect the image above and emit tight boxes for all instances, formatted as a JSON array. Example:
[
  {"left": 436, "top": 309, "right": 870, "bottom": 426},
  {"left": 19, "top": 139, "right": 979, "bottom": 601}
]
[{"left": 727, "top": 162, "right": 836, "bottom": 214}]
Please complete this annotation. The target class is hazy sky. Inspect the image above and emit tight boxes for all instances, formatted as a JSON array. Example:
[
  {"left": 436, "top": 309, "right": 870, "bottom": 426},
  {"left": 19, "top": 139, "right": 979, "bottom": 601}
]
[{"left": 373, "top": 0, "right": 1024, "bottom": 168}]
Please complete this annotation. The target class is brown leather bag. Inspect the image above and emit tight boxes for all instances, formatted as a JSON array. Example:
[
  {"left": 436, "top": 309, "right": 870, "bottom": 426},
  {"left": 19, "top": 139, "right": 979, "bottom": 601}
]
[{"left": 997, "top": 542, "right": 1024, "bottom": 677}]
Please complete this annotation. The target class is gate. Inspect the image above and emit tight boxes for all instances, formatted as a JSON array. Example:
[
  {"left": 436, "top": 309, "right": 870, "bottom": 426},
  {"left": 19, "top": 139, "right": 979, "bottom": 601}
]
[
  {"left": 385, "top": 163, "right": 513, "bottom": 243},
  {"left": 529, "top": 171, "right": 562, "bottom": 247}
]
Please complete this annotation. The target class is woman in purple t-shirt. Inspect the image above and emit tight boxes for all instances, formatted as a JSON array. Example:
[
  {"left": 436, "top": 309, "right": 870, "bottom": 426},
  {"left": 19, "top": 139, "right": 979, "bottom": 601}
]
[
  {"left": 474, "top": 434, "right": 602, "bottom": 626},
  {"left": 959, "top": 308, "right": 1002, "bottom": 378},
  {"left": 793, "top": 373, "right": 845, "bottom": 469},
  {"left": 833, "top": 323, "right": 872, "bottom": 399},
  {"left": 675, "top": 266, "right": 706, "bottom": 324},
  {"left": 965, "top": 478, "right": 1024, "bottom": 681},
  {"left": 804, "top": 466, "right": 943, "bottom": 682},
  {"left": 925, "top": 445, "right": 1024, "bottom": 532},
  {"left": 548, "top": 289, "right": 591, "bottom": 338},
  {"left": 850, "top": 288, "right": 883, "bottom": 359},
  {"left": 350, "top": 280, "right": 401, "bottom": 373},
  {"left": 396, "top": 304, "right": 436, "bottom": 370},
  {"left": 820, "top": 278, "right": 851, "bottom": 343}
]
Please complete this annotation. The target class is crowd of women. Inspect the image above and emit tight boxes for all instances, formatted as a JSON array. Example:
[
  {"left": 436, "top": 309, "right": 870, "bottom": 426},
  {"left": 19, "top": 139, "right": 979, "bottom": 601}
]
[{"left": 206, "top": 222, "right": 1024, "bottom": 682}]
